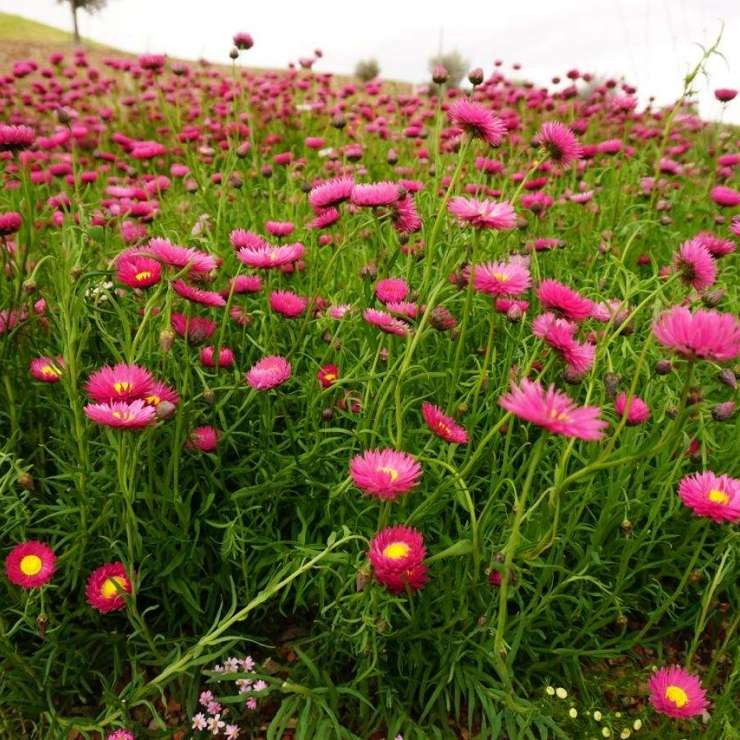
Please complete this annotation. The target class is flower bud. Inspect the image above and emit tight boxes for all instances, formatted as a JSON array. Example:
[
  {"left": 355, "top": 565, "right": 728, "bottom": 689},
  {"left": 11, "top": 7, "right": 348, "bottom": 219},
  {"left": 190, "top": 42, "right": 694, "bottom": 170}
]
[
  {"left": 654, "top": 359, "right": 673, "bottom": 375},
  {"left": 229, "top": 47, "right": 239, "bottom": 61},
  {"left": 202, "top": 388, "right": 215, "bottom": 405},
  {"left": 717, "top": 368, "right": 736, "bottom": 389},
  {"left": 702, "top": 288, "right": 725, "bottom": 307},
  {"left": 468, "top": 67, "right": 484, "bottom": 86},
  {"left": 712, "top": 401, "right": 735, "bottom": 421},
  {"left": 432, "top": 65, "right": 448, "bottom": 85},
  {"left": 155, "top": 400, "right": 176, "bottom": 420},
  {"left": 604, "top": 372, "right": 620, "bottom": 400},
  {"left": 159, "top": 329, "right": 175, "bottom": 352},
  {"left": 17, "top": 471, "right": 34, "bottom": 491}
]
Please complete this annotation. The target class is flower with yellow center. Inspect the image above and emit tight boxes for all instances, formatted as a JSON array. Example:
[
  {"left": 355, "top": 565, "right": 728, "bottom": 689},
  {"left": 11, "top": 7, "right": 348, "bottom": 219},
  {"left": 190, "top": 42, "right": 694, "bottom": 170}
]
[
  {"left": 20, "top": 554, "right": 43, "bottom": 576},
  {"left": 41, "top": 365, "right": 61, "bottom": 378},
  {"left": 113, "top": 381, "right": 132, "bottom": 394},
  {"left": 101, "top": 576, "right": 128, "bottom": 600},
  {"left": 377, "top": 466, "right": 399, "bottom": 481},
  {"left": 135, "top": 270, "right": 152, "bottom": 282},
  {"left": 707, "top": 489, "right": 729, "bottom": 505},
  {"left": 665, "top": 685, "right": 688, "bottom": 708},
  {"left": 382, "top": 542, "right": 411, "bottom": 560}
]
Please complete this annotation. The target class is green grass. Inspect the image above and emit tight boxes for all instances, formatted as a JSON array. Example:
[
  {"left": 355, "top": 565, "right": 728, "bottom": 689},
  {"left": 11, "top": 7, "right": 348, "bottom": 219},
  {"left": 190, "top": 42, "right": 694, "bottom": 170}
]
[{"left": 0, "top": 11, "right": 108, "bottom": 48}]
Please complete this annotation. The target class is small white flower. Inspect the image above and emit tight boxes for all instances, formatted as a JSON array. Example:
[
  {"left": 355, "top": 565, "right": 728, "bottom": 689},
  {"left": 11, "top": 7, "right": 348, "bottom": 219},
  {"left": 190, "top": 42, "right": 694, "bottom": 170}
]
[
  {"left": 632, "top": 719, "right": 642, "bottom": 731},
  {"left": 545, "top": 686, "right": 555, "bottom": 696},
  {"left": 568, "top": 708, "right": 577, "bottom": 719},
  {"left": 602, "top": 728, "right": 611, "bottom": 738},
  {"left": 593, "top": 710, "right": 603, "bottom": 721},
  {"left": 555, "top": 687, "right": 568, "bottom": 699}
]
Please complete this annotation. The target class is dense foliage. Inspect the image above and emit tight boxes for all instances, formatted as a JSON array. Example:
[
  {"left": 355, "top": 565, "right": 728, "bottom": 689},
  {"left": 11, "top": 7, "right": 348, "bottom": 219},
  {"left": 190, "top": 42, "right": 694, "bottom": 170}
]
[{"left": 0, "top": 38, "right": 738, "bottom": 739}]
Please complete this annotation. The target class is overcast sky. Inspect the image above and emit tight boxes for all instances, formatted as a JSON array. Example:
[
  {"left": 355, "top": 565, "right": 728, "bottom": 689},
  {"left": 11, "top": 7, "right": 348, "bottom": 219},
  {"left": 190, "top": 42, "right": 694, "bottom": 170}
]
[{"left": 3, "top": 0, "right": 739, "bottom": 122}]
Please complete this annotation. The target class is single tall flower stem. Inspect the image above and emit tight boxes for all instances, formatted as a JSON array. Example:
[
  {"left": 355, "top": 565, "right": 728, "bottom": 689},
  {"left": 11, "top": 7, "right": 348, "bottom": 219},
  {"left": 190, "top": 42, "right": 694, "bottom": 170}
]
[
  {"left": 447, "top": 228, "right": 480, "bottom": 406},
  {"left": 420, "top": 137, "right": 471, "bottom": 296},
  {"left": 493, "top": 434, "right": 546, "bottom": 686}
]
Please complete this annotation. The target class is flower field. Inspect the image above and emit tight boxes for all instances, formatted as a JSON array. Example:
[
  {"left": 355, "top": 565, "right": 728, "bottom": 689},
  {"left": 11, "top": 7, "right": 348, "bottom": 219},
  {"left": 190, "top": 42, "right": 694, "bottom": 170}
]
[{"left": 0, "top": 34, "right": 739, "bottom": 740}]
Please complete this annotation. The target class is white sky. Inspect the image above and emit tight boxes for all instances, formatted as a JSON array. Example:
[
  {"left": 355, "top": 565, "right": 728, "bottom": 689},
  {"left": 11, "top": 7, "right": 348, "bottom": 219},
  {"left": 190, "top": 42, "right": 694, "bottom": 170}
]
[{"left": 3, "top": 0, "right": 740, "bottom": 122}]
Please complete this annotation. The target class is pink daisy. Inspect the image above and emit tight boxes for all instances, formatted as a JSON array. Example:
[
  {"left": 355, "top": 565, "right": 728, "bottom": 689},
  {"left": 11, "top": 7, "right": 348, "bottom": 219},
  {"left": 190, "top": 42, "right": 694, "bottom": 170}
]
[
  {"left": 375, "top": 278, "right": 409, "bottom": 304},
  {"left": 246, "top": 355, "right": 291, "bottom": 390},
  {"left": 84, "top": 400, "right": 156, "bottom": 429},
  {"left": 237, "top": 242, "right": 304, "bottom": 269},
  {"left": 393, "top": 196, "right": 423, "bottom": 234},
  {"left": 116, "top": 255, "right": 162, "bottom": 289},
  {"left": 350, "top": 449, "right": 421, "bottom": 500},
  {"left": 148, "top": 238, "right": 217, "bottom": 275},
  {"left": 172, "top": 279, "right": 226, "bottom": 308},
  {"left": 85, "top": 363, "right": 154, "bottom": 403},
  {"left": 532, "top": 313, "right": 595, "bottom": 376},
  {"left": 30, "top": 356, "right": 64, "bottom": 383},
  {"left": 693, "top": 231, "right": 735, "bottom": 258},
  {"left": 0, "top": 124, "right": 35, "bottom": 151},
  {"left": 142, "top": 381, "right": 179, "bottom": 409},
  {"left": 363, "top": 308, "right": 410, "bottom": 337},
  {"left": 368, "top": 525, "right": 428, "bottom": 594},
  {"left": 0, "top": 211, "right": 22, "bottom": 236},
  {"left": 230, "top": 229, "right": 268, "bottom": 251},
  {"left": 350, "top": 182, "right": 400, "bottom": 207},
  {"left": 200, "top": 346, "right": 235, "bottom": 368},
  {"left": 499, "top": 378, "right": 607, "bottom": 440},
  {"left": 5, "top": 541, "right": 56, "bottom": 588},
  {"left": 107, "top": 731, "right": 135, "bottom": 740},
  {"left": 270, "top": 290, "right": 308, "bottom": 318},
  {"left": 447, "top": 99, "right": 506, "bottom": 146},
  {"left": 170, "top": 313, "right": 217, "bottom": 343},
  {"left": 421, "top": 402, "right": 468, "bottom": 444},
  {"left": 448, "top": 197, "right": 517, "bottom": 230},
  {"left": 614, "top": 393, "right": 651, "bottom": 425},
  {"left": 714, "top": 88, "right": 737, "bottom": 102},
  {"left": 265, "top": 220, "right": 295, "bottom": 237},
  {"left": 677, "top": 471, "right": 740, "bottom": 523},
  {"left": 187, "top": 425, "right": 220, "bottom": 452},
  {"left": 471, "top": 258, "right": 531, "bottom": 296},
  {"left": 537, "top": 279, "right": 593, "bottom": 322},
  {"left": 308, "top": 176, "right": 354, "bottom": 210},
  {"left": 307, "top": 207, "right": 340, "bottom": 230},
  {"left": 535, "top": 121, "right": 582, "bottom": 166},
  {"left": 652, "top": 307, "right": 740, "bottom": 362},
  {"left": 648, "top": 666, "right": 709, "bottom": 719},
  {"left": 229, "top": 275, "right": 262, "bottom": 294},
  {"left": 86, "top": 562, "right": 132, "bottom": 613},
  {"left": 710, "top": 185, "right": 740, "bottom": 207},
  {"left": 673, "top": 240, "right": 716, "bottom": 290}
]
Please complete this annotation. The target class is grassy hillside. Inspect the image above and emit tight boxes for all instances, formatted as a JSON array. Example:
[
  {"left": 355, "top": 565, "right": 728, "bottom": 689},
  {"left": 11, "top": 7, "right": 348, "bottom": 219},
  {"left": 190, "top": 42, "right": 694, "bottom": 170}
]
[{"left": 0, "top": 11, "right": 106, "bottom": 47}]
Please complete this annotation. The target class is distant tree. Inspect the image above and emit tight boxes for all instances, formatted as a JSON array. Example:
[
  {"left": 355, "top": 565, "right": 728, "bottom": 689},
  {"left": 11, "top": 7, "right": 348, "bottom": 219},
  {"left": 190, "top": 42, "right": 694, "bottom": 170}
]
[
  {"left": 58, "top": 0, "right": 108, "bottom": 44},
  {"left": 428, "top": 50, "right": 469, "bottom": 88},
  {"left": 355, "top": 58, "right": 380, "bottom": 83}
]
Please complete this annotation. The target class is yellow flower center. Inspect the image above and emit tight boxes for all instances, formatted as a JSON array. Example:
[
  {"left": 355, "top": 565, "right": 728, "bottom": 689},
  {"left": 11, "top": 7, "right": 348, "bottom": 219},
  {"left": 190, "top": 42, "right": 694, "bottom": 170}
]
[
  {"left": 383, "top": 542, "right": 410, "bottom": 560},
  {"left": 101, "top": 576, "right": 127, "bottom": 599},
  {"left": 707, "top": 489, "right": 729, "bottom": 505},
  {"left": 135, "top": 270, "right": 152, "bottom": 282},
  {"left": 665, "top": 685, "right": 688, "bottom": 708},
  {"left": 377, "top": 466, "right": 399, "bottom": 481},
  {"left": 41, "top": 365, "right": 61, "bottom": 378},
  {"left": 549, "top": 409, "right": 570, "bottom": 422},
  {"left": 323, "top": 372, "right": 336, "bottom": 382},
  {"left": 145, "top": 394, "right": 160, "bottom": 406},
  {"left": 113, "top": 381, "right": 132, "bottom": 394},
  {"left": 19, "top": 554, "right": 43, "bottom": 576},
  {"left": 493, "top": 272, "right": 509, "bottom": 281}
]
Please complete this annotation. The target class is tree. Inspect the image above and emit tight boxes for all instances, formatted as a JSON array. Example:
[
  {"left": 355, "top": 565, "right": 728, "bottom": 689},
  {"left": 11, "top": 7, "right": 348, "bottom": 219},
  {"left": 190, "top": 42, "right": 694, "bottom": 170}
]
[
  {"left": 58, "top": 0, "right": 108, "bottom": 44},
  {"left": 428, "top": 50, "right": 469, "bottom": 89},
  {"left": 354, "top": 58, "right": 381, "bottom": 83}
]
